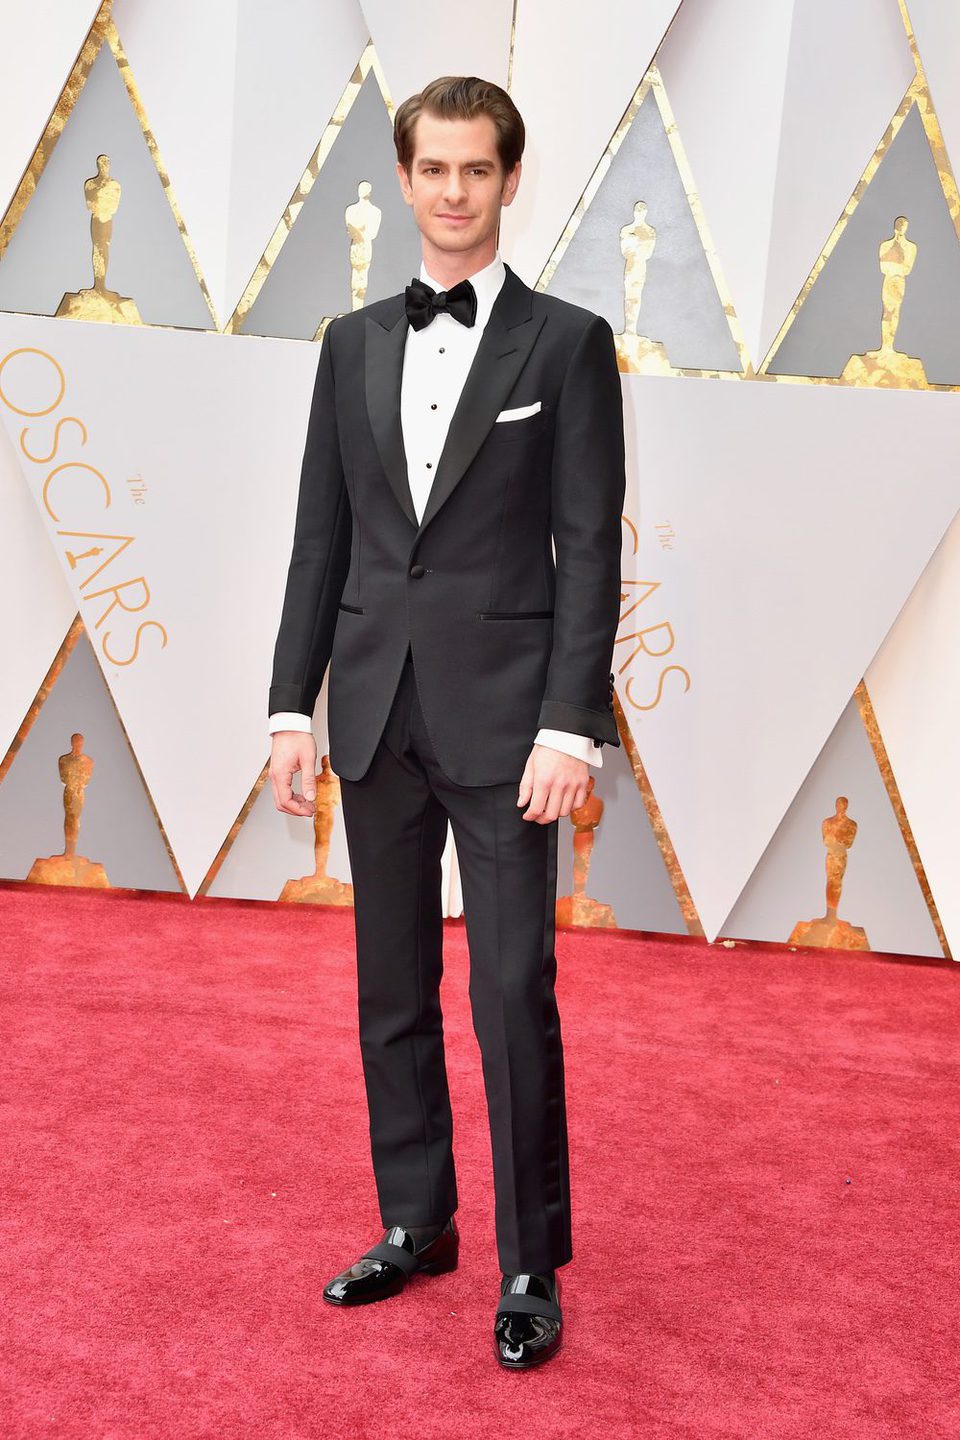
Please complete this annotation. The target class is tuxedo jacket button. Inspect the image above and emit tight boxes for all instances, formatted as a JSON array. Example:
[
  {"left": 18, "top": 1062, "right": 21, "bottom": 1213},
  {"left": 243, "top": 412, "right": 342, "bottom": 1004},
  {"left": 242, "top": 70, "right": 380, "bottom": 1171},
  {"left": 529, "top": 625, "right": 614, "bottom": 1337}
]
[{"left": 409, "top": 563, "right": 425, "bottom": 579}]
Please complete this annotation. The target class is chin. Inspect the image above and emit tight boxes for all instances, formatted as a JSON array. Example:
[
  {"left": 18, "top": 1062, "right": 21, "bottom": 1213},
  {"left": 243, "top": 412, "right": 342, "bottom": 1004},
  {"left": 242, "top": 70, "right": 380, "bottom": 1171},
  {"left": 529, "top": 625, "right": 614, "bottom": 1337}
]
[{"left": 435, "top": 231, "right": 487, "bottom": 255}]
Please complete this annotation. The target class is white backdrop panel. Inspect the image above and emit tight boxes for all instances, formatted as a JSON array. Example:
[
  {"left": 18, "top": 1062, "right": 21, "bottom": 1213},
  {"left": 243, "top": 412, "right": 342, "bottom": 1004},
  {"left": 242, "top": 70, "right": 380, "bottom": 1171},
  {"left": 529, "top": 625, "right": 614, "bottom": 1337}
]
[
  {"left": 659, "top": 0, "right": 914, "bottom": 370},
  {"left": 112, "top": 0, "right": 370, "bottom": 326},
  {"left": 0, "top": 0, "right": 103, "bottom": 219},
  {"left": 866, "top": 512, "right": 960, "bottom": 958},
  {"left": 359, "top": 0, "right": 513, "bottom": 110},
  {"left": 0, "top": 419, "right": 76, "bottom": 762},
  {"left": 620, "top": 372, "right": 960, "bottom": 941},
  {"left": 503, "top": 0, "right": 682, "bottom": 284},
  {"left": 657, "top": 0, "right": 795, "bottom": 370},
  {"left": 0, "top": 315, "right": 322, "bottom": 896},
  {"left": 761, "top": 0, "right": 914, "bottom": 367}
]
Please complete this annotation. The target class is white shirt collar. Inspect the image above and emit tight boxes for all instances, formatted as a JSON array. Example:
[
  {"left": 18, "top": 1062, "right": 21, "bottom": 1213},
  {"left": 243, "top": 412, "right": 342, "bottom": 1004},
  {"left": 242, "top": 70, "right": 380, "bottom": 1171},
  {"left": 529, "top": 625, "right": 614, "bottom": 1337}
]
[{"left": 419, "top": 250, "right": 505, "bottom": 329}]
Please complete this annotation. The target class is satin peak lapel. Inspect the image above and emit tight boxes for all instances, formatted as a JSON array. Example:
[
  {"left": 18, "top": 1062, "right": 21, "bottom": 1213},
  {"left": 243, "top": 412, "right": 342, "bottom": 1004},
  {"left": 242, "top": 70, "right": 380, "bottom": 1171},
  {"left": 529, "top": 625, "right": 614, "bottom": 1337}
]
[{"left": 364, "top": 297, "right": 418, "bottom": 528}]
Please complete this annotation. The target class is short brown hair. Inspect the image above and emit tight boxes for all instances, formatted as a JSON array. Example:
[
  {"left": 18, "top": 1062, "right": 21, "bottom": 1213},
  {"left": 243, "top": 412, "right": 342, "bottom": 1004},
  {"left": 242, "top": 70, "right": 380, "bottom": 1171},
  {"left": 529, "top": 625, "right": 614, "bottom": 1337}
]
[{"left": 393, "top": 75, "right": 525, "bottom": 177}]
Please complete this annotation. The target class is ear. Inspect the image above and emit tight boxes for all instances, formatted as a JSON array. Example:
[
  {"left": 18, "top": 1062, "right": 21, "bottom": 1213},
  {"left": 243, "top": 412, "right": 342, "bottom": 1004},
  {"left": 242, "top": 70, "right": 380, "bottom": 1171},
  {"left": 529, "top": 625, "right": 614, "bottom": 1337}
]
[
  {"left": 500, "top": 160, "right": 521, "bottom": 208},
  {"left": 395, "top": 160, "right": 414, "bottom": 205}
]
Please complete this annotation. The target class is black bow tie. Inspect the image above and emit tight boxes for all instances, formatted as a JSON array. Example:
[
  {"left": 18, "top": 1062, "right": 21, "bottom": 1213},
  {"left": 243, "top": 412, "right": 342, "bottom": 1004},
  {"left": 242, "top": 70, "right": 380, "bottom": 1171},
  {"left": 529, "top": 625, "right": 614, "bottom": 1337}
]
[{"left": 404, "top": 275, "right": 478, "bottom": 332}]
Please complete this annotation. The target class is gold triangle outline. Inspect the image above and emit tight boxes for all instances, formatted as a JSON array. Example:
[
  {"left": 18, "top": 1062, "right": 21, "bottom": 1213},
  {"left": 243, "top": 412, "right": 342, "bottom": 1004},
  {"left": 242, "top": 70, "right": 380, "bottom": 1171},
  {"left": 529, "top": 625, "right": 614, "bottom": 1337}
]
[
  {"left": 0, "top": 2, "right": 113, "bottom": 260},
  {"left": 899, "top": 0, "right": 960, "bottom": 236},
  {"left": 0, "top": 612, "right": 85, "bottom": 789},
  {"left": 0, "top": 612, "right": 188, "bottom": 894},
  {"left": 506, "top": 0, "right": 519, "bottom": 94},
  {"left": 194, "top": 759, "right": 271, "bottom": 899},
  {"left": 855, "top": 678, "right": 950, "bottom": 958},
  {"left": 533, "top": 61, "right": 752, "bottom": 380},
  {"left": 108, "top": 16, "right": 220, "bottom": 327},
  {"left": 0, "top": 4, "right": 220, "bottom": 330},
  {"left": 613, "top": 689, "right": 705, "bottom": 938},
  {"left": 712, "top": 678, "right": 950, "bottom": 960},
  {"left": 759, "top": 5, "right": 960, "bottom": 386},
  {"left": 225, "top": 41, "right": 396, "bottom": 337}
]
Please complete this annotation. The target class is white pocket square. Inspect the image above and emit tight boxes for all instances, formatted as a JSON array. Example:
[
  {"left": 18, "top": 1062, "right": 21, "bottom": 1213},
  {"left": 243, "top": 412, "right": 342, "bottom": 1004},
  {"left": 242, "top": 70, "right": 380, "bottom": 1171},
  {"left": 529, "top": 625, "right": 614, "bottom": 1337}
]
[{"left": 495, "top": 400, "right": 542, "bottom": 422}]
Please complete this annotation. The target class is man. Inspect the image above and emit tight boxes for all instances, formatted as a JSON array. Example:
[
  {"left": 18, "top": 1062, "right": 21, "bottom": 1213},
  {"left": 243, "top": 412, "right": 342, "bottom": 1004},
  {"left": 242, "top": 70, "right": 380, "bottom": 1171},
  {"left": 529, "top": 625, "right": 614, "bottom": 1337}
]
[{"left": 268, "top": 74, "right": 625, "bottom": 1370}]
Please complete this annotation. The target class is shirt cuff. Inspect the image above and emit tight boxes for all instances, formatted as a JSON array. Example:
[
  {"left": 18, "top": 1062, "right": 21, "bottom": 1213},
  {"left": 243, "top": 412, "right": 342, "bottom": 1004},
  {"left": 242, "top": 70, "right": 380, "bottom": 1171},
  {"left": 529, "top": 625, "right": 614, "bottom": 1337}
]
[
  {"left": 269, "top": 716, "right": 603, "bottom": 764},
  {"left": 268, "top": 711, "right": 314, "bottom": 735},
  {"left": 534, "top": 727, "right": 604, "bottom": 769}
]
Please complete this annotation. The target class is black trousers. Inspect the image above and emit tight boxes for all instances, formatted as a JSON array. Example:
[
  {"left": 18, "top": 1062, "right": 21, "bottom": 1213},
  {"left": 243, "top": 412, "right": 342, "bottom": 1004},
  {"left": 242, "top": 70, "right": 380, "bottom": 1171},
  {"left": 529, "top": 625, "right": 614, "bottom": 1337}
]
[{"left": 336, "top": 646, "right": 572, "bottom": 1275}]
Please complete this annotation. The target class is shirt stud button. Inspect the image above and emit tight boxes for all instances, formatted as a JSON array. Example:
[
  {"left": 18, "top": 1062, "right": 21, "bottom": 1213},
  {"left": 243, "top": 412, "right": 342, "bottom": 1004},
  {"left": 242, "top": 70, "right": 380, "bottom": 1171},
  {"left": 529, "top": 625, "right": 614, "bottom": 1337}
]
[
  {"left": 430, "top": 403, "right": 438, "bottom": 409},
  {"left": 439, "top": 347, "right": 445, "bottom": 353},
  {"left": 426, "top": 461, "right": 433, "bottom": 468}
]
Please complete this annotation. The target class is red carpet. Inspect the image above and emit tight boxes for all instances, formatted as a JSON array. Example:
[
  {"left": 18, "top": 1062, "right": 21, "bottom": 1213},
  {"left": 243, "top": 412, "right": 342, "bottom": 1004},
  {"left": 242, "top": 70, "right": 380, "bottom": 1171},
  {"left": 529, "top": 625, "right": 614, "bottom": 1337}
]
[{"left": 1, "top": 883, "right": 958, "bottom": 1439}]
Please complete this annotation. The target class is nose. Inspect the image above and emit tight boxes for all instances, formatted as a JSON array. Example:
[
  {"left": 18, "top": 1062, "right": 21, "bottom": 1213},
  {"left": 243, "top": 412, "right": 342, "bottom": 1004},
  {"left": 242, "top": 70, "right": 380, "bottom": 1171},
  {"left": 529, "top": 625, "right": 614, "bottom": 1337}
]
[{"left": 442, "top": 171, "right": 467, "bottom": 206}]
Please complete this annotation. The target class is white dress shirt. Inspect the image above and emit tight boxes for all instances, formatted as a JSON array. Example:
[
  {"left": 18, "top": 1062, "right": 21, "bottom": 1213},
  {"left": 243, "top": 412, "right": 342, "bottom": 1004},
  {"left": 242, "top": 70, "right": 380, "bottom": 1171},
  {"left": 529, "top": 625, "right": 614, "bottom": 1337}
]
[{"left": 269, "top": 249, "right": 602, "bottom": 769}]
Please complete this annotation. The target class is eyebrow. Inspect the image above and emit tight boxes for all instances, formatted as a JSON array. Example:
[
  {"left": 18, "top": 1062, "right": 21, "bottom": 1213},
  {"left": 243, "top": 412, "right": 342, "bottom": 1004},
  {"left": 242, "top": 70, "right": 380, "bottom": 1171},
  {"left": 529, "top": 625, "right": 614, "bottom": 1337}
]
[{"left": 416, "top": 157, "right": 496, "bottom": 167}]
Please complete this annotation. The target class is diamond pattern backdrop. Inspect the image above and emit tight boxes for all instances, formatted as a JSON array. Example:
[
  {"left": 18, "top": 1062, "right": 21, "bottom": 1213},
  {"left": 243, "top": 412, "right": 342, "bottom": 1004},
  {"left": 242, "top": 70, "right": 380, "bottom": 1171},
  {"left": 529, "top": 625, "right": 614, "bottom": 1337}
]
[{"left": 1, "top": 0, "right": 957, "bottom": 959}]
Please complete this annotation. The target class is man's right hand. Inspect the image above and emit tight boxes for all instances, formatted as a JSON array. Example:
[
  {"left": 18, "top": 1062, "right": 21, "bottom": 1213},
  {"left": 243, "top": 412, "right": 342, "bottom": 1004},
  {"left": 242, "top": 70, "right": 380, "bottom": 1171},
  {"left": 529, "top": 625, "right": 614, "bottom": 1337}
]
[{"left": 270, "top": 731, "right": 318, "bottom": 817}]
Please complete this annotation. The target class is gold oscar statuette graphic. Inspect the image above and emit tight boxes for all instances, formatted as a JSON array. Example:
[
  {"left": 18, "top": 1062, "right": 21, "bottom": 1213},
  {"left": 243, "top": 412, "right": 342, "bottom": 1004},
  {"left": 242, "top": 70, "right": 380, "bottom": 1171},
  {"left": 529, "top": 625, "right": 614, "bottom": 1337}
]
[
  {"left": 279, "top": 755, "right": 354, "bottom": 904},
  {"left": 788, "top": 796, "right": 869, "bottom": 951},
  {"left": 556, "top": 776, "right": 617, "bottom": 928},
  {"left": 841, "top": 216, "right": 928, "bottom": 388},
  {"left": 345, "top": 181, "right": 382, "bottom": 311},
  {"left": 614, "top": 200, "right": 670, "bottom": 375},
  {"left": 56, "top": 154, "right": 143, "bottom": 325},
  {"left": 27, "top": 733, "right": 110, "bottom": 887}
]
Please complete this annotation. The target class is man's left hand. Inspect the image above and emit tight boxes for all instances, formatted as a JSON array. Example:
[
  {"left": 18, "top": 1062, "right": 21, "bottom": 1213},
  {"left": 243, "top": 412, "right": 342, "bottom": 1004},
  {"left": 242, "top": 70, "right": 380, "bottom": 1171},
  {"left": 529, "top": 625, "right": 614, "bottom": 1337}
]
[{"left": 517, "top": 744, "right": 590, "bottom": 823}]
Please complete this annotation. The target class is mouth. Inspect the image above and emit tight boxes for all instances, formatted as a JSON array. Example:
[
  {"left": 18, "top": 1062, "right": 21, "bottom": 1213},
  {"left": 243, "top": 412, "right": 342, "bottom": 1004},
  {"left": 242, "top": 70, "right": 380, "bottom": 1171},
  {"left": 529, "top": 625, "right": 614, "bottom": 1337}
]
[{"left": 436, "top": 214, "right": 473, "bottom": 224}]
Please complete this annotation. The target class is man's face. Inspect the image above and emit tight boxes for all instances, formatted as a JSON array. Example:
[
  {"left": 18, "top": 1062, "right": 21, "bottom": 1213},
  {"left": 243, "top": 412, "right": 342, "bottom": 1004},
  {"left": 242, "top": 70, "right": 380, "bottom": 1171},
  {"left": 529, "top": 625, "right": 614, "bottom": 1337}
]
[{"left": 396, "top": 110, "right": 520, "bottom": 257}]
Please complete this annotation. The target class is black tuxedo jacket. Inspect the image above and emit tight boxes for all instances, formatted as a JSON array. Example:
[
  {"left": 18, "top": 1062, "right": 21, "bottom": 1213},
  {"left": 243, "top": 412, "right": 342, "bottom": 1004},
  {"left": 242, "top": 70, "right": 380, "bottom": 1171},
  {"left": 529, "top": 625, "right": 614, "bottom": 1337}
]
[{"left": 269, "top": 261, "right": 626, "bottom": 787}]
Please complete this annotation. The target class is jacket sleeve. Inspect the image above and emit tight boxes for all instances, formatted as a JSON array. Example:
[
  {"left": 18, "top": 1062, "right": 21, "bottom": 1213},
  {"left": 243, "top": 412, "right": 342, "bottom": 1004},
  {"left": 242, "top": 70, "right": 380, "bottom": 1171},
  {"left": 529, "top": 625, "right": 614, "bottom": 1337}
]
[
  {"left": 536, "top": 312, "right": 625, "bottom": 748},
  {"left": 268, "top": 318, "right": 352, "bottom": 717}
]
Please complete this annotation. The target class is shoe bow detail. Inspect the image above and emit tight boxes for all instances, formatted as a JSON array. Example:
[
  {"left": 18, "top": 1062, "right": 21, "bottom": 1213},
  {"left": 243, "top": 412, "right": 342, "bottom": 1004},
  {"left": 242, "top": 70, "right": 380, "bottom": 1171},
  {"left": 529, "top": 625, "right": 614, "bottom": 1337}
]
[
  {"left": 360, "top": 1239, "right": 422, "bottom": 1276},
  {"left": 494, "top": 1290, "right": 562, "bottom": 1323},
  {"left": 493, "top": 1272, "right": 564, "bottom": 1368}
]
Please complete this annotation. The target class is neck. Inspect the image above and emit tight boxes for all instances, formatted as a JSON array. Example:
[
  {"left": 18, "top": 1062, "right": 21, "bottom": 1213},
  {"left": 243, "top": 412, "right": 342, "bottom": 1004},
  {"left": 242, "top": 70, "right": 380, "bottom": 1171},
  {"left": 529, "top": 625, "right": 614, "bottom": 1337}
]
[{"left": 420, "top": 235, "right": 499, "bottom": 290}]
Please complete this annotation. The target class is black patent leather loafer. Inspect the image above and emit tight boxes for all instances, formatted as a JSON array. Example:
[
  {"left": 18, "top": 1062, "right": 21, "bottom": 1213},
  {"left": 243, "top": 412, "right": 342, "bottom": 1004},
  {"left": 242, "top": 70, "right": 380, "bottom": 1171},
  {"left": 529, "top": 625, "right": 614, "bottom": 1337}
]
[
  {"left": 322, "top": 1216, "right": 459, "bottom": 1305},
  {"left": 493, "top": 1270, "right": 563, "bottom": 1368}
]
